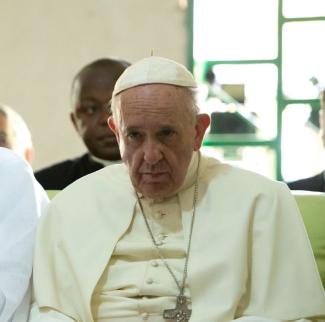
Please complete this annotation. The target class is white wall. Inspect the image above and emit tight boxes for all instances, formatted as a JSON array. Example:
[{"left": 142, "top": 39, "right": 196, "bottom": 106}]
[{"left": 0, "top": 0, "right": 188, "bottom": 170}]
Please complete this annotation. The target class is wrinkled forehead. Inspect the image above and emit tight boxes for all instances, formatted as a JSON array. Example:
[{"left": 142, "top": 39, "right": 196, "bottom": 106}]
[
  {"left": 71, "top": 65, "right": 127, "bottom": 105},
  {"left": 112, "top": 84, "right": 194, "bottom": 130},
  {"left": 118, "top": 84, "right": 191, "bottom": 113},
  {"left": 74, "top": 70, "right": 117, "bottom": 96}
]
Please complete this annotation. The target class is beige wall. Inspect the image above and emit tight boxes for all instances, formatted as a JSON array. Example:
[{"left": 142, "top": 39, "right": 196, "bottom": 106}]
[{"left": 0, "top": 0, "right": 188, "bottom": 170}]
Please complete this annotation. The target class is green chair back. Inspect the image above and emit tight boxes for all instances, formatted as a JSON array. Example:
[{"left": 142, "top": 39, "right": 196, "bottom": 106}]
[
  {"left": 46, "top": 190, "right": 59, "bottom": 200},
  {"left": 293, "top": 191, "right": 325, "bottom": 287}
]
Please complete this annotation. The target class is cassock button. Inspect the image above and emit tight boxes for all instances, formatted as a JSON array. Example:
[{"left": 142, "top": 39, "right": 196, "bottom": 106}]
[
  {"left": 156, "top": 233, "right": 166, "bottom": 245},
  {"left": 146, "top": 278, "right": 154, "bottom": 284},
  {"left": 141, "top": 312, "right": 149, "bottom": 320},
  {"left": 157, "top": 210, "right": 167, "bottom": 218},
  {"left": 151, "top": 260, "right": 159, "bottom": 267}
]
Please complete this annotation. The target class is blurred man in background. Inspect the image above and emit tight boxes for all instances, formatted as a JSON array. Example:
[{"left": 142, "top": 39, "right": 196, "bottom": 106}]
[
  {"left": 35, "top": 58, "right": 130, "bottom": 190},
  {"left": 0, "top": 147, "right": 48, "bottom": 322},
  {"left": 0, "top": 104, "right": 33, "bottom": 163},
  {"left": 288, "top": 90, "right": 325, "bottom": 192}
]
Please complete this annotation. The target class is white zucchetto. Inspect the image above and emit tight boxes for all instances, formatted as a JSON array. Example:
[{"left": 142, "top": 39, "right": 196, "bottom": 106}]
[{"left": 112, "top": 56, "right": 197, "bottom": 96}]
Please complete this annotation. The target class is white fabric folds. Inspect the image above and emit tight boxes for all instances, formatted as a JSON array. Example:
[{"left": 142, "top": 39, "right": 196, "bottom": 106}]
[
  {"left": 30, "top": 154, "right": 325, "bottom": 322},
  {"left": 0, "top": 148, "right": 48, "bottom": 322}
]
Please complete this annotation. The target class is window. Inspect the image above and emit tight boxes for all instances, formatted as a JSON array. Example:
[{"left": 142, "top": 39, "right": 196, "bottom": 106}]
[{"left": 189, "top": 0, "right": 325, "bottom": 180}]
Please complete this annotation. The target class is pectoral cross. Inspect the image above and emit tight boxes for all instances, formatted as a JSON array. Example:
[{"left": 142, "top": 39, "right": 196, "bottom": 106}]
[{"left": 163, "top": 295, "right": 192, "bottom": 321}]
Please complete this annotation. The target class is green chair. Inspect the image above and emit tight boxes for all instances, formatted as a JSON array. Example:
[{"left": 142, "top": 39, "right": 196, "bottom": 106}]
[
  {"left": 46, "top": 190, "right": 59, "bottom": 200},
  {"left": 293, "top": 191, "right": 325, "bottom": 288}
]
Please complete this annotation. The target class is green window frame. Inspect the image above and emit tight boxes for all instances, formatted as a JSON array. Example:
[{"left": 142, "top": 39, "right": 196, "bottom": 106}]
[{"left": 187, "top": 0, "right": 324, "bottom": 180}]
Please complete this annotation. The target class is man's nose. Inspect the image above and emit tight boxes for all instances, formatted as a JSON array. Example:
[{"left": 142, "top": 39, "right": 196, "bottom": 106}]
[
  {"left": 98, "top": 106, "right": 110, "bottom": 126},
  {"left": 143, "top": 140, "right": 163, "bottom": 165}
]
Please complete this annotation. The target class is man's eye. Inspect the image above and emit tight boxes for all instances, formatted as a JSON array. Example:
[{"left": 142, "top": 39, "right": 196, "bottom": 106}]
[
  {"left": 127, "top": 132, "right": 142, "bottom": 140},
  {"left": 77, "top": 104, "right": 100, "bottom": 116},
  {"left": 159, "top": 129, "right": 176, "bottom": 138},
  {"left": 83, "top": 106, "right": 98, "bottom": 115}
]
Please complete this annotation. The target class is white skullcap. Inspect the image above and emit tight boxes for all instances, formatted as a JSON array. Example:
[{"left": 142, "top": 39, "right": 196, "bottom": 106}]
[{"left": 112, "top": 56, "right": 197, "bottom": 96}]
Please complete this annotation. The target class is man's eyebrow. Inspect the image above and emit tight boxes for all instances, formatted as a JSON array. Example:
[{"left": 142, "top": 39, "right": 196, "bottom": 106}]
[
  {"left": 124, "top": 126, "right": 141, "bottom": 132},
  {"left": 159, "top": 125, "right": 176, "bottom": 129}
]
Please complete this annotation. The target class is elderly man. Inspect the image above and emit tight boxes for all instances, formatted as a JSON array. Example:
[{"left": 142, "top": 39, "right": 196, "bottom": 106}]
[
  {"left": 30, "top": 57, "right": 325, "bottom": 322},
  {"left": 288, "top": 90, "right": 325, "bottom": 192},
  {"left": 35, "top": 58, "right": 130, "bottom": 190},
  {"left": 0, "top": 104, "right": 33, "bottom": 163},
  {"left": 0, "top": 148, "right": 48, "bottom": 322}
]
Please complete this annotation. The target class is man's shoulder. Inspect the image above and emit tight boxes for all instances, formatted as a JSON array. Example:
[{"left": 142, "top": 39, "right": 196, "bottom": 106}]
[
  {"left": 287, "top": 171, "right": 325, "bottom": 192},
  {"left": 34, "top": 154, "right": 103, "bottom": 190},
  {"left": 202, "top": 154, "right": 283, "bottom": 194},
  {"left": 35, "top": 154, "right": 94, "bottom": 174},
  {"left": 0, "top": 147, "right": 26, "bottom": 165},
  {"left": 0, "top": 147, "right": 32, "bottom": 176},
  {"left": 43, "top": 163, "right": 133, "bottom": 222},
  {"left": 35, "top": 158, "right": 77, "bottom": 174},
  {"left": 53, "top": 163, "right": 131, "bottom": 199}
]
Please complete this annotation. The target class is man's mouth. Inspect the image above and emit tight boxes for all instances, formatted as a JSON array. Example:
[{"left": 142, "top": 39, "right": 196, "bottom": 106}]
[
  {"left": 141, "top": 172, "right": 169, "bottom": 181},
  {"left": 97, "top": 134, "right": 117, "bottom": 143}
]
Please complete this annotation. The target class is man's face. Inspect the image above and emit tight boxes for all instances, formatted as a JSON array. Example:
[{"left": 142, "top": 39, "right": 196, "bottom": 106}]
[
  {"left": 0, "top": 113, "right": 11, "bottom": 149},
  {"left": 71, "top": 72, "right": 120, "bottom": 161},
  {"left": 109, "top": 84, "right": 209, "bottom": 199}
]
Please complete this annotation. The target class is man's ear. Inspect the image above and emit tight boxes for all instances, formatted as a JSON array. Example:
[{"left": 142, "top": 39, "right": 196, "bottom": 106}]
[
  {"left": 24, "top": 148, "right": 34, "bottom": 164},
  {"left": 70, "top": 112, "right": 78, "bottom": 132},
  {"left": 194, "top": 113, "right": 210, "bottom": 151},
  {"left": 108, "top": 116, "right": 119, "bottom": 142}
]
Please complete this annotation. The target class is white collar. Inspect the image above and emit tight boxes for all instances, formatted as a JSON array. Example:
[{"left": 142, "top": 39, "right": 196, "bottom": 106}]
[{"left": 90, "top": 154, "right": 122, "bottom": 167}]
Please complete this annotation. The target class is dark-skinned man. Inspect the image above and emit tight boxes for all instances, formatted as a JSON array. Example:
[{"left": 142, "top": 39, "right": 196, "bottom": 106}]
[{"left": 35, "top": 58, "right": 130, "bottom": 190}]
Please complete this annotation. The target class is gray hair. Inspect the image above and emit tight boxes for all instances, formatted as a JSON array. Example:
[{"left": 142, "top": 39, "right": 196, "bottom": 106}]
[
  {"left": 185, "top": 87, "right": 200, "bottom": 116},
  {"left": 0, "top": 104, "right": 33, "bottom": 155}
]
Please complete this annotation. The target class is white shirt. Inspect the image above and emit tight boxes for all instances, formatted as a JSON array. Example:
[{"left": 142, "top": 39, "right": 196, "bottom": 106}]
[{"left": 0, "top": 148, "right": 48, "bottom": 322}]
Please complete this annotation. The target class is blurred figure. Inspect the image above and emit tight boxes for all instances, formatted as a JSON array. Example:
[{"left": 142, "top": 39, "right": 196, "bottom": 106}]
[
  {"left": 0, "top": 104, "right": 33, "bottom": 163},
  {"left": 0, "top": 147, "right": 48, "bottom": 322},
  {"left": 288, "top": 91, "right": 325, "bottom": 192},
  {"left": 35, "top": 58, "right": 130, "bottom": 190}
]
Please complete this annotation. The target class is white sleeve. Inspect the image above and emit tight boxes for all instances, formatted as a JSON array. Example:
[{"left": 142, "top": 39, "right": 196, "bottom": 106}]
[{"left": 0, "top": 149, "right": 49, "bottom": 322}]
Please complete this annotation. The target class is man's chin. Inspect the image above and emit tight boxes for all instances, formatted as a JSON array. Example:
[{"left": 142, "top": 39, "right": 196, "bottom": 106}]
[
  {"left": 91, "top": 148, "right": 121, "bottom": 161},
  {"left": 137, "top": 183, "right": 176, "bottom": 200}
]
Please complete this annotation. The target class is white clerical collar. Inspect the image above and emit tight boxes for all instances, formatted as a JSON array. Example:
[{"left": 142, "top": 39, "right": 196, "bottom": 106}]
[
  {"left": 176, "top": 151, "right": 199, "bottom": 194},
  {"left": 90, "top": 154, "right": 122, "bottom": 167}
]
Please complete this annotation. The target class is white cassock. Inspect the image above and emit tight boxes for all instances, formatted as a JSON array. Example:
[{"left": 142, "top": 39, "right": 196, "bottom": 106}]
[
  {"left": 30, "top": 153, "right": 325, "bottom": 322},
  {"left": 0, "top": 147, "right": 48, "bottom": 322}
]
